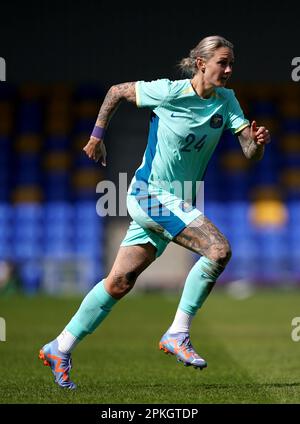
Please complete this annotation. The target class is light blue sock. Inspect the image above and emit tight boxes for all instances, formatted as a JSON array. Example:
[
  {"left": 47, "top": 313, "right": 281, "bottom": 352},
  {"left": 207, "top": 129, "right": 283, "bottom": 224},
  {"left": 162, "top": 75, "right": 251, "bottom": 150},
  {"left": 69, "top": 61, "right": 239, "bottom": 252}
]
[
  {"left": 178, "top": 256, "right": 224, "bottom": 316},
  {"left": 66, "top": 279, "right": 118, "bottom": 340}
]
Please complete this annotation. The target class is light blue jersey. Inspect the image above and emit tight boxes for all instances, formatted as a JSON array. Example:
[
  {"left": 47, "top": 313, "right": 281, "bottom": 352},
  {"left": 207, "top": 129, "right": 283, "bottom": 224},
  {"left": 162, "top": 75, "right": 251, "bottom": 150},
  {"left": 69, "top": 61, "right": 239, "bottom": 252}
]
[
  {"left": 122, "top": 78, "right": 249, "bottom": 254},
  {"left": 130, "top": 78, "right": 249, "bottom": 201}
]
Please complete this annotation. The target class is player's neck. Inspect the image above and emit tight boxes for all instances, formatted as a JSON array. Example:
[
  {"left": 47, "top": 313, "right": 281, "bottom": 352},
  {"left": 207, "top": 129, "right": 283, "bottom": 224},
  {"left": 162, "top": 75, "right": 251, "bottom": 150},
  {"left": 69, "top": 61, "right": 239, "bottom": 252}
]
[{"left": 190, "top": 76, "right": 215, "bottom": 99}]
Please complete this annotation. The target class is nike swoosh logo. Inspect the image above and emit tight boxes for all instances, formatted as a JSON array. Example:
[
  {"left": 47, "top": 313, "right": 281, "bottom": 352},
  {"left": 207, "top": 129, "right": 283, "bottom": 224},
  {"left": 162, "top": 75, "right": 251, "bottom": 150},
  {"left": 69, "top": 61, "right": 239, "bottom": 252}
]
[{"left": 171, "top": 113, "right": 183, "bottom": 118}]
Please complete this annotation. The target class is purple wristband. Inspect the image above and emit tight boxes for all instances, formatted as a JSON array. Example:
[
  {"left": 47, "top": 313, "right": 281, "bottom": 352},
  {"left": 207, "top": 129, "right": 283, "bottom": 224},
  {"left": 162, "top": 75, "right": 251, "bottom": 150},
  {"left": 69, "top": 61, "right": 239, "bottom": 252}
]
[{"left": 91, "top": 125, "right": 106, "bottom": 139}]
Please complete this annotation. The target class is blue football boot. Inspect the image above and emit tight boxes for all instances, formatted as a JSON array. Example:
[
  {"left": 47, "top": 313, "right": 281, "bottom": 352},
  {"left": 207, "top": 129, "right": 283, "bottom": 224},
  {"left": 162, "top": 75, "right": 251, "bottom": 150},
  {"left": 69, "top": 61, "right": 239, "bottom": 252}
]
[
  {"left": 39, "top": 339, "right": 77, "bottom": 389},
  {"left": 159, "top": 331, "right": 207, "bottom": 369}
]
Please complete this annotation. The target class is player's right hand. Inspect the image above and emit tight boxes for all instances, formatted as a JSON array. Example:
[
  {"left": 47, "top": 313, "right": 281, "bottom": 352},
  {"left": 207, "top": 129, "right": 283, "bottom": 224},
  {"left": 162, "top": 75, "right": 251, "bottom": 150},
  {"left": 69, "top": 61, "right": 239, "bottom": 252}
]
[{"left": 83, "top": 137, "right": 107, "bottom": 166}]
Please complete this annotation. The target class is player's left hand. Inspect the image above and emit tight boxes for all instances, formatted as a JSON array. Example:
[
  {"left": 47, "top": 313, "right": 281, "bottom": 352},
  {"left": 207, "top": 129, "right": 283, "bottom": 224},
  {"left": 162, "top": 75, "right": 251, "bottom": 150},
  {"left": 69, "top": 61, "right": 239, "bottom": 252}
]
[{"left": 250, "top": 120, "right": 271, "bottom": 145}]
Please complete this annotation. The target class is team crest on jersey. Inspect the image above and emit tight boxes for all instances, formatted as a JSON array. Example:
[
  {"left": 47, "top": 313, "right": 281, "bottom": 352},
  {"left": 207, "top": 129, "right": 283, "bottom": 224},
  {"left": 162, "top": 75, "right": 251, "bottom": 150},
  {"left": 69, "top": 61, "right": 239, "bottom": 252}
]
[
  {"left": 179, "top": 200, "right": 194, "bottom": 213},
  {"left": 210, "top": 114, "right": 223, "bottom": 129}
]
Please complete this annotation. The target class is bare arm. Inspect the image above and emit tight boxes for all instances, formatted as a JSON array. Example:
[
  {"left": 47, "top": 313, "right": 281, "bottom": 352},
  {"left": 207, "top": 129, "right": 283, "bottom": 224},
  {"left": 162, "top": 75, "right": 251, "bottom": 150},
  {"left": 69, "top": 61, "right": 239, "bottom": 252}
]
[
  {"left": 237, "top": 121, "right": 270, "bottom": 161},
  {"left": 95, "top": 82, "right": 137, "bottom": 128},
  {"left": 83, "top": 82, "right": 137, "bottom": 165}
]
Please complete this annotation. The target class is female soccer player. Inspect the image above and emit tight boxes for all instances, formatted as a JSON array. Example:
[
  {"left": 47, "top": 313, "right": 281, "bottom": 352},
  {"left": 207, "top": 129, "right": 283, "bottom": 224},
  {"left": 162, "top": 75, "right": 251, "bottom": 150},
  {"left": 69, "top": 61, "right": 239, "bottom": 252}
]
[{"left": 39, "top": 35, "right": 270, "bottom": 389}]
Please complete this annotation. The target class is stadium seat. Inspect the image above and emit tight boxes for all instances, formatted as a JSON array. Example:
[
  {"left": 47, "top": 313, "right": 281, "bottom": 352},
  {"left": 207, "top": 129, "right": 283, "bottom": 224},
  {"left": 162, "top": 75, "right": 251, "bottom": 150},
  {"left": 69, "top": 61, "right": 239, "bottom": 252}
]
[
  {"left": 0, "top": 102, "right": 14, "bottom": 135},
  {"left": 0, "top": 239, "right": 12, "bottom": 259},
  {"left": 0, "top": 203, "right": 11, "bottom": 221},
  {"left": 282, "top": 118, "right": 300, "bottom": 133},
  {"left": 44, "top": 202, "right": 73, "bottom": 222},
  {"left": 18, "top": 260, "right": 42, "bottom": 294},
  {"left": 17, "top": 102, "right": 42, "bottom": 133},
  {"left": 45, "top": 135, "right": 70, "bottom": 151},
  {"left": 43, "top": 173, "right": 71, "bottom": 201}
]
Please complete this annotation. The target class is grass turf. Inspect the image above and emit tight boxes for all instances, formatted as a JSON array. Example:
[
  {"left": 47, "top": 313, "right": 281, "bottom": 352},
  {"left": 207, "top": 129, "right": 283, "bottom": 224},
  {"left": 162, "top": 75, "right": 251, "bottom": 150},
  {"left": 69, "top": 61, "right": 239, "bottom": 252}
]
[{"left": 0, "top": 288, "right": 300, "bottom": 404}]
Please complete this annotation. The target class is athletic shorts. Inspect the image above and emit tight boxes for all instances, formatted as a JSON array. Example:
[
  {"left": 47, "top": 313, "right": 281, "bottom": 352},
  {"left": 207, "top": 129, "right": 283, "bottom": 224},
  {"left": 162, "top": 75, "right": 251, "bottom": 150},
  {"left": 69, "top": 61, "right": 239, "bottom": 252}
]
[{"left": 121, "top": 188, "right": 202, "bottom": 258}]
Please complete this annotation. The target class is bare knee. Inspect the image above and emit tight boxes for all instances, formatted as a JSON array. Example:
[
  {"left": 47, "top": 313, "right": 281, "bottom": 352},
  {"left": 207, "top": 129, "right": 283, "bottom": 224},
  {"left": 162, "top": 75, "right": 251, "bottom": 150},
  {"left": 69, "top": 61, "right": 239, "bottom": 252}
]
[
  {"left": 106, "top": 271, "right": 138, "bottom": 299},
  {"left": 208, "top": 237, "right": 232, "bottom": 267},
  {"left": 105, "top": 243, "right": 156, "bottom": 299}
]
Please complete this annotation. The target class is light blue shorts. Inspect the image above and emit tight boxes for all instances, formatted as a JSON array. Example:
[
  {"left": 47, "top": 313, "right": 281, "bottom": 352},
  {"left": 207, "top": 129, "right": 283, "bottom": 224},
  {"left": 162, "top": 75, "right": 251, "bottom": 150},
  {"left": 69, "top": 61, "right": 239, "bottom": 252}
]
[{"left": 121, "top": 188, "right": 202, "bottom": 257}]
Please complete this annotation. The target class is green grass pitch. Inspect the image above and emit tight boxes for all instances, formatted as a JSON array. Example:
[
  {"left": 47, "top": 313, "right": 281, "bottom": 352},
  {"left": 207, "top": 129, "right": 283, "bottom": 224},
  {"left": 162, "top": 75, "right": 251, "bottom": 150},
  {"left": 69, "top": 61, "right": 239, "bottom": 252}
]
[{"left": 0, "top": 288, "right": 300, "bottom": 404}]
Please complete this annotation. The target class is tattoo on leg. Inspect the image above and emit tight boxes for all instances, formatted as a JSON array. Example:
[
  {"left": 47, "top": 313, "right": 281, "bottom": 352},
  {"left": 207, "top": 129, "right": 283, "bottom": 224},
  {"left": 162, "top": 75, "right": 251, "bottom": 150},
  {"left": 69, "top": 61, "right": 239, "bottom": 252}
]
[{"left": 174, "top": 216, "right": 231, "bottom": 266}]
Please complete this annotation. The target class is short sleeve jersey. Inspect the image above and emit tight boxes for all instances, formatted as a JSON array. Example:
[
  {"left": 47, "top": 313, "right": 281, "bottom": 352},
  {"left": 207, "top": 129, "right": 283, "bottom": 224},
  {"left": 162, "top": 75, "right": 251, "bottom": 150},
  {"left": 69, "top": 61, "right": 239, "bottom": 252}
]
[{"left": 130, "top": 78, "right": 249, "bottom": 200}]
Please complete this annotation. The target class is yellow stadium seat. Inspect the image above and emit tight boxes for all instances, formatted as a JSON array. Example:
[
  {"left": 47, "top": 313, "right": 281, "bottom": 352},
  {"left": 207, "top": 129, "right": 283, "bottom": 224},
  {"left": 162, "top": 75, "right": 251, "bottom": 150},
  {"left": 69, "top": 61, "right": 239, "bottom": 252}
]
[
  {"left": 47, "top": 99, "right": 71, "bottom": 116},
  {"left": 72, "top": 169, "right": 104, "bottom": 189},
  {"left": 220, "top": 150, "right": 250, "bottom": 172},
  {"left": 256, "top": 117, "right": 279, "bottom": 134},
  {"left": 280, "top": 99, "right": 300, "bottom": 118},
  {"left": 73, "top": 133, "right": 90, "bottom": 151},
  {"left": 249, "top": 199, "right": 288, "bottom": 227},
  {"left": 19, "top": 83, "right": 44, "bottom": 100},
  {"left": 44, "top": 152, "right": 71, "bottom": 171},
  {"left": 46, "top": 83, "right": 74, "bottom": 100},
  {"left": 280, "top": 168, "right": 300, "bottom": 190},
  {"left": 249, "top": 184, "right": 283, "bottom": 201},
  {"left": 12, "top": 185, "right": 43, "bottom": 203},
  {"left": 279, "top": 134, "right": 300, "bottom": 154},
  {"left": 74, "top": 100, "right": 99, "bottom": 118},
  {"left": 14, "top": 134, "right": 42, "bottom": 153},
  {"left": 0, "top": 101, "right": 14, "bottom": 134},
  {"left": 45, "top": 117, "right": 72, "bottom": 135}
]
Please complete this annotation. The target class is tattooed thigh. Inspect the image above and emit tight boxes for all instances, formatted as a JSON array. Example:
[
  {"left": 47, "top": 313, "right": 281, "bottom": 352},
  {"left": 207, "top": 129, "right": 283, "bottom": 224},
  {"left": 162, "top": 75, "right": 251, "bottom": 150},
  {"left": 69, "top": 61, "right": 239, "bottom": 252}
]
[{"left": 173, "top": 215, "right": 232, "bottom": 266}]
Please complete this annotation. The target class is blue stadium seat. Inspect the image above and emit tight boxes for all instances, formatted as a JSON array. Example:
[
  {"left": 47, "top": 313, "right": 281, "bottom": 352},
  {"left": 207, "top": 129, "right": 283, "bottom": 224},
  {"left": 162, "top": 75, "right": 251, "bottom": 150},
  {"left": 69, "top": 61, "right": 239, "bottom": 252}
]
[
  {"left": 0, "top": 135, "right": 11, "bottom": 154},
  {"left": 44, "top": 202, "right": 73, "bottom": 222},
  {"left": 13, "top": 204, "right": 43, "bottom": 245},
  {"left": 44, "top": 217, "right": 73, "bottom": 240},
  {"left": 18, "top": 260, "right": 42, "bottom": 294},
  {"left": 15, "top": 165, "right": 41, "bottom": 185},
  {"left": 14, "top": 241, "right": 41, "bottom": 260},
  {"left": 0, "top": 83, "right": 16, "bottom": 100},
  {"left": 252, "top": 228, "right": 289, "bottom": 282},
  {"left": 74, "top": 240, "right": 100, "bottom": 256},
  {"left": 43, "top": 173, "right": 72, "bottom": 200},
  {"left": 17, "top": 102, "right": 42, "bottom": 132},
  {"left": 46, "top": 136, "right": 70, "bottom": 151},
  {"left": 74, "top": 152, "right": 98, "bottom": 168},
  {"left": 251, "top": 100, "right": 277, "bottom": 116},
  {"left": 74, "top": 201, "right": 97, "bottom": 218},
  {"left": 14, "top": 204, "right": 43, "bottom": 222},
  {"left": 44, "top": 184, "right": 72, "bottom": 201},
  {"left": 75, "top": 224, "right": 103, "bottom": 239},
  {"left": 0, "top": 239, "right": 12, "bottom": 259},
  {"left": 0, "top": 203, "right": 11, "bottom": 221},
  {"left": 204, "top": 201, "right": 228, "bottom": 231},
  {"left": 288, "top": 201, "right": 300, "bottom": 224},
  {"left": 282, "top": 118, "right": 300, "bottom": 133},
  {"left": 0, "top": 186, "right": 10, "bottom": 201},
  {"left": 43, "top": 240, "right": 74, "bottom": 258},
  {"left": 74, "top": 118, "right": 95, "bottom": 134},
  {"left": 14, "top": 222, "right": 42, "bottom": 241},
  {"left": 44, "top": 203, "right": 74, "bottom": 255},
  {"left": 0, "top": 220, "right": 11, "bottom": 240}
]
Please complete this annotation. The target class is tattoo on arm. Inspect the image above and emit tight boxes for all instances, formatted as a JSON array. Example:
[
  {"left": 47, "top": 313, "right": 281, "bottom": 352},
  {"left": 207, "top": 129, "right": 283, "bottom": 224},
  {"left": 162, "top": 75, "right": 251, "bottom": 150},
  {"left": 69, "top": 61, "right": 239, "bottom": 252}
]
[
  {"left": 238, "top": 128, "right": 264, "bottom": 160},
  {"left": 96, "top": 82, "right": 136, "bottom": 128}
]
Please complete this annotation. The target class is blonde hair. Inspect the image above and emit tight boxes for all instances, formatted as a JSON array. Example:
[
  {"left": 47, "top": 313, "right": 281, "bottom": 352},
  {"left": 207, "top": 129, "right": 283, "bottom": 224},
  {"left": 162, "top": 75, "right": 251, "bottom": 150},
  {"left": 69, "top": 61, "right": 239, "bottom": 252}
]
[{"left": 178, "top": 35, "right": 234, "bottom": 77}]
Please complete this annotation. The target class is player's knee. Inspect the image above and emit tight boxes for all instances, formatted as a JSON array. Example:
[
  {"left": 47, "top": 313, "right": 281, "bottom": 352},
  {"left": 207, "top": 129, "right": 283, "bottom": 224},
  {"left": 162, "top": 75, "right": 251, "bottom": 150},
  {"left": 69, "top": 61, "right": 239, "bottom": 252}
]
[
  {"left": 219, "top": 239, "right": 232, "bottom": 265},
  {"left": 210, "top": 238, "right": 232, "bottom": 266},
  {"left": 108, "top": 271, "right": 138, "bottom": 298}
]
